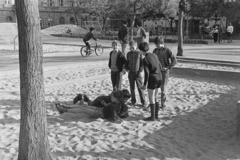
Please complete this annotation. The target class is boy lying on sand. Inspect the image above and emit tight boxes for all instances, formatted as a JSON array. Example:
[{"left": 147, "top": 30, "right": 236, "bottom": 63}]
[{"left": 55, "top": 89, "right": 131, "bottom": 123}]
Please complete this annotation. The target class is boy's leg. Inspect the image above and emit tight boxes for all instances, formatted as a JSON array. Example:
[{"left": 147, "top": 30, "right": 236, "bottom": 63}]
[
  {"left": 116, "top": 71, "right": 123, "bottom": 90},
  {"left": 136, "top": 72, "right": 146, "bottom": 105},
  {"left": 144, "top": 89, "right": 156, "bottom": 121},
  {"left": 111, "top": 71, "right": 117, "bottom": 90},
  {"left": 128, "top": 72, "right": 136, "bottom": 105},
  {"left": 121, "top": 42, "right": 127, "bottom": 56},
  {"left": 161, "top": 70, "right": 169, "bottom": 108}
]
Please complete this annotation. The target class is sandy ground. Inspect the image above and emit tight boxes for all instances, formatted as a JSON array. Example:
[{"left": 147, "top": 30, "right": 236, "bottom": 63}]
[
  {"left": 0, "top": 59, "right": 240, "bottom": 160},
  {"left": 1, "top": 23, "right": 240, "bottom": 160}
]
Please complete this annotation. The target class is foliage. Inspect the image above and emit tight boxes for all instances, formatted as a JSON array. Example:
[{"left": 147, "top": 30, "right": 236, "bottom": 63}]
[{"left": 188, "top": 0, "right": 240, "bottom": 22}]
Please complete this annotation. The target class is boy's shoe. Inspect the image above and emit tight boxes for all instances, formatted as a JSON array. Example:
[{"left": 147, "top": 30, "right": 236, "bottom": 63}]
[
  {"left": 131, "top": 102, "right": 136, "bottom": 106},
  {"left": 142, "top": 104, "right": 150, "bottom": 111},
  {"left": 159, "top": 104, "right": 166, "bottom": 110},
  {"left": 142, "top": 103, "right": 148, "bottom": 108},
  {"left": 55, "top": 103, "right": 67, "bottom": 114},
  {"left": 73, "top": 94, "right": 83, "bottom": 104}
]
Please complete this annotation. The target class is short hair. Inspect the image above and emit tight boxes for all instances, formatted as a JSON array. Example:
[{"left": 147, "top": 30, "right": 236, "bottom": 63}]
[
  {"left": 112, "top": 40, "right": 118, "bottom": 46},
  {"left": 138, "top": 42, "right": 149, "bottom": 52},
  {"left": 129, "top": 40, "right": 137, "bottom": 46},
  {"left": 154, "top": 36, "right": 164, "bottom": 44},
  {"left": 137, "top": 21, "right": 142, "bottom": 27},
  {"left": 122, "top": 89, "right": 131, "bottom": 99},
  {"left": 122, "top": 20, "right": 127, "bottom": 25},
  {"left": 90, "top": 27, "right": 95, "bottom": 32},
  {"left": 112, "top": 90, "right": 123, "bottom": 101}
]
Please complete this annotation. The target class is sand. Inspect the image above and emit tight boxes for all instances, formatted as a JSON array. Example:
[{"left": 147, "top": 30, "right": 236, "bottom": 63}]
[
  {"left": 1, "top": 23, "right": 240, "bottom": 160},
  {"left": 0, "top": 59, "right": 240, "bottom": 160}
]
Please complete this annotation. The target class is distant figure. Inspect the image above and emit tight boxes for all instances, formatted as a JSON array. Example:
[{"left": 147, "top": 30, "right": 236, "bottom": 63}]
[
  {"left": 118, "top": 20, "right": 129, "bottom": 56},
  {"left": 65, "top": 27, "right": 72, "bottom": 35},
  {"left": 135, "top": 21, "right": 147, "bottom": 47},
  {"left": 212, "top": 25, "right": 219, "bottom": 43},
  {"left": 83, "top": 27, "right": 97, "bottom": 54},
  {"left": 226, "top": 22, "right": 234, "bottom": 43}
]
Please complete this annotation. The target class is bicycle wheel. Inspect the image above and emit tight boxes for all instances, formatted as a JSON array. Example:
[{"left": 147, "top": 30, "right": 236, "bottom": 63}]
[
  {"left": 95, "top": 45, "right": 104, "bottom": 56},
  {"left": 80, "top": 46, "right": 88, "bottom": 57}
]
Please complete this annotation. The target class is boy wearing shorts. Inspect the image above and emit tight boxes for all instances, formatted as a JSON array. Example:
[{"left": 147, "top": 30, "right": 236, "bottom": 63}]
[{"left": 139, "top": 42, "right": 162, "bottom": 121}]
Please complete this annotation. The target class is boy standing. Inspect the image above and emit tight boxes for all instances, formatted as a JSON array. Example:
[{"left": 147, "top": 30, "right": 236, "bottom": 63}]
[
  {"left": 83, "top": 27, "right": 97, "bottom": 53},
  {"left": 125, "top": 41, "right": 146, "bottom": 107},
  {"left": 108, "top": 41, "right": 127, "bottom": 91},
  {"left": 153, "top": 36, "right": 177, "bottom": 110}
]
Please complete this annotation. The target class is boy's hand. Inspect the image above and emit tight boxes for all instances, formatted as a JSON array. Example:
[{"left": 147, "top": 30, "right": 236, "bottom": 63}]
[
  {"left": 141, "top": 85, "right": 146, "bottom": 90},
  {"left": 162, "top": 67, "right": 169, "bottom": 71},
  {"left": 100, "top": 100, "right": 107, "bottom": 106}
]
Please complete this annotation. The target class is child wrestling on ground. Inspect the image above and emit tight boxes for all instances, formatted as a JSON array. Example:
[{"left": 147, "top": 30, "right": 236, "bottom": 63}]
[
  {"left": 72, "top": 89, "right": 131, "bottom": 118},
  {"left": 55, "top": 90, "right": 131, "bottom": 122}
]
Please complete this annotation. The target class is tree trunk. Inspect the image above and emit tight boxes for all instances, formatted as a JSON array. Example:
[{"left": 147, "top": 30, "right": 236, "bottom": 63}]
[
  {"left": 130, "top": 13, "right": 136, "bottom": 41},
  {"left": 15, "top": 0, "right": 52, "bottom": 159},
  {"left": 177, "top": 0, "right": 185, "bottom": 56}
]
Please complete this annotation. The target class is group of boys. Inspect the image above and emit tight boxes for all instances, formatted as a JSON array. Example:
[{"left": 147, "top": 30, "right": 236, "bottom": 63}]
[
  {"left": 117, "top": 20, "right": 177, "bottom": 111},
  {"left": 56, "top": 21, "right": 177, "bottom": 123}
]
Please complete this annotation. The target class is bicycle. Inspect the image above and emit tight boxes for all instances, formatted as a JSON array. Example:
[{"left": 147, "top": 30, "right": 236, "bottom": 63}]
[{"left": 80, "top": 42, "right": 104, "bottom": 57}]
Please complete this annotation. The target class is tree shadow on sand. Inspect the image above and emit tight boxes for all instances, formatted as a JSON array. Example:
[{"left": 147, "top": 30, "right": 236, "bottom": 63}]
[
  {"left": 49, "top": 78, "right": 240, "bottom": 160},
  {"left": 1, "top": 78, "right": 240, "bottom": 160}
]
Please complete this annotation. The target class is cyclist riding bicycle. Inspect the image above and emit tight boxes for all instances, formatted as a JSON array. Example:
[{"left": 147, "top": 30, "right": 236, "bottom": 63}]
[{"left": 83, "top": 27, "right": 97, "bottom": 55}]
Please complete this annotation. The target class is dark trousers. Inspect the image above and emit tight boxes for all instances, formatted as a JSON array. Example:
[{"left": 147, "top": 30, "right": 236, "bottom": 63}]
[
  {"left": 84, "top": 41, "right": 90, "bottom": 50},
  {"left": 213, "top": 33, "right": 218, "bottom": 43},
  {"left": 128, "top": 71, "right": 145, "bottom": 104},
  {"left": 161, "top": 70, "right": 169, "bottom": 107},
  {"left": 111, "top": 71, "right": 122, "bottom": 90}
]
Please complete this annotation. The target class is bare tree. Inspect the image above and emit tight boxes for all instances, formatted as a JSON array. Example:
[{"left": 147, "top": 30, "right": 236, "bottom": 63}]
[
  {"left": 177, "top": 0, "right": 186, "bottom": 56},
  {"left": 15, "top": 0, "right": 52, "bottom": 159}
]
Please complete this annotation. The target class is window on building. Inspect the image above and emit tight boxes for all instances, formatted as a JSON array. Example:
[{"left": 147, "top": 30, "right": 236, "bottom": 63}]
[
  {"left": 70, "top": 17, "right": 75, "bottom": 24},
  {"left": 4, "top": 0, "right": 10, "bottom": 5},
  {"left": 48, "top": 0, "right": 53, "bottom": 6},
  {"left": 48, "top": 18, "right": 53, "bottom": 27},
  {"left": 4, "top": 0, "right": 11, "bottom": 5},
  {"left": 70, "top": 1, "right": 74, "bottom": 7},
  {"left": 40, "top": 18, "right": 43, "bottom": 29},
  {"left": 6, "top": 16, "right": 13, "bottom": 22},
  {"left": 59, "top": 0, "right": 63, "bottom": 6},
  {"left": 59, "top": 17, "right": 65, "bottom": 24}
]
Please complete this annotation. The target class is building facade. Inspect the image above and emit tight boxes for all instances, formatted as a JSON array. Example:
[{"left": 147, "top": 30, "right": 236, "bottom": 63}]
[{"left": 0, "top": 0, "right": 87, "bottom": 29}]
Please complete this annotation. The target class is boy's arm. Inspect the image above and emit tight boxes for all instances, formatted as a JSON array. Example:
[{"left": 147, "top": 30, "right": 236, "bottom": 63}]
[
  {"left": 91, "top": 32, "right": 97, "bottom": 41},
  {"left": 125, "top": 52, "right": 129, "bottom": 71},
  {"left": 143, "top": 59, "right": 149, "bottom": 86},
  {"left": 167, "top": 48, "right": 177, "bottom": 69},
  {"left": 139, "top": 53, "right": 143, "bottom": 72},
  {"left": 108, "top": 51, "right": 112, "bottom": 69},
  {"left": 141, "top": 28, "right": 146, "bottom": 38}
]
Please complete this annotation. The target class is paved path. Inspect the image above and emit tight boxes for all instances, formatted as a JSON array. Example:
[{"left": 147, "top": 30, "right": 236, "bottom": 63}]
[
  {"left": 43, "top": 36, "right": 240, "bottom": 62},
  {"left": 0, "top": 36, "right": 239, "bottom": 74}
]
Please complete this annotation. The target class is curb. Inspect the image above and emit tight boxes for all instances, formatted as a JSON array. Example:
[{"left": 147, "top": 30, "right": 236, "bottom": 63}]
[
  {"left": 172, "top": 67, "right": 240, "bottom": 82},
  {"left": 42, "top": 42, "right": 112, "bottom": 49},
  {"left": 177, "top": 56, "right": 240, "bottom": 67}
]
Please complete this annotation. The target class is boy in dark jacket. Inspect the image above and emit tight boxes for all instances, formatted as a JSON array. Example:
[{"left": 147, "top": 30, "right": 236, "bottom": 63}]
[
  {"left": 153, "top": 36, "right": 177, "bottom": 110},
  {"left": 83, "top": 27, "right": 97, "bottom": 53},
  {"left": 108, "top": 41, "right": 127, "bottom": 91},
  {"left": 55, "top": 90, "right": 130, "bottom": 123},
  {"left": 125, "top": 40, "right": 146, "bottom": 107},
  {"left": 72, "top": 89, "right": 131, "bottom": 119}
]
